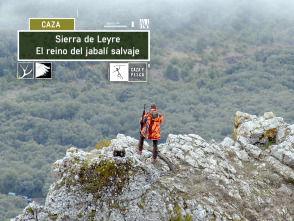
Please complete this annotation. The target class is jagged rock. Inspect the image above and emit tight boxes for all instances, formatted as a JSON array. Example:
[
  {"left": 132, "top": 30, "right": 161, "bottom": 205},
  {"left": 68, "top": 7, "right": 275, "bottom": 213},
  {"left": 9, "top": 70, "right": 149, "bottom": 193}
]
[
  {"left": 278, "top": 184, "right": 293, "bottom": 196},
  {"left": 235, "top": 111, "right": 294, "bottom": 167},
  {"left": 220, "top": 137, "right": 235, "bottom": 148},
  {"left": 14, "top": 112, "right": 294, "bottom": 221},
  {"left": 234, "top": 111, "right": 286, "bottom": 145},
  {"left": 270, "top": 124, "right": 294, "bottom": 168},
  {"left": 243, "top": 144, "right": 262, "bottom": 159}
]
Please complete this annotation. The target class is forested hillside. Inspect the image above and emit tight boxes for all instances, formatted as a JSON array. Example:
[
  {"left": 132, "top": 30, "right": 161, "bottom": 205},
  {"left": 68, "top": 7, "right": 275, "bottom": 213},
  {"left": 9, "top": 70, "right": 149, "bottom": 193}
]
[{"left": 1, "top": 0, "right": 294, "bottom": 219}]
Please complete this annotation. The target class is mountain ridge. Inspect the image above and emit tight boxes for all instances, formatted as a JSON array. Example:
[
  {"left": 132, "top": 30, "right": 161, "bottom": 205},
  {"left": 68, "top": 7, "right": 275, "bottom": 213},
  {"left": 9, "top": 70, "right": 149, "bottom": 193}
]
[{"left": 13, "top": 111, "right": 294, "bottom": 220}]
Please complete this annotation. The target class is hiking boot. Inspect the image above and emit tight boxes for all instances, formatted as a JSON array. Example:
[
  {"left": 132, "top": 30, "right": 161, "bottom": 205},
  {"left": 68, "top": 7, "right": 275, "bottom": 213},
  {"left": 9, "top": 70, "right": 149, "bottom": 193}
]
[
  {"left": 151, "top": 158, "right": 157, "bottom": 164},
  {"left": 135, "top": 147, "right": 142, "bottom": 155}
]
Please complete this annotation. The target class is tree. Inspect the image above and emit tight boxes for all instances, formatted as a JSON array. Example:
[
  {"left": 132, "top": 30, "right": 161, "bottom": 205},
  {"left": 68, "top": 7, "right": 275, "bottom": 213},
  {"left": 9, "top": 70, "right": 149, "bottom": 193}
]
[
  {"left": 165, "top": 64, "right": 179, "bottom": 81},
  {"left": 196, "top": 37, "right": 207, "bottom": 53},
  {"left": 0, "top": 169, "right": 19, "bottom": 193}
]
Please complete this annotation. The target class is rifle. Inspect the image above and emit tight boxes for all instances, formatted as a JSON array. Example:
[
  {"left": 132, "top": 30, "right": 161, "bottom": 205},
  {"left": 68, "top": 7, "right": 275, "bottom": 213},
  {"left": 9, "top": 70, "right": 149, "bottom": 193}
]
[{"left": 140, "top": 104, "right": 146, "bottom": 131}]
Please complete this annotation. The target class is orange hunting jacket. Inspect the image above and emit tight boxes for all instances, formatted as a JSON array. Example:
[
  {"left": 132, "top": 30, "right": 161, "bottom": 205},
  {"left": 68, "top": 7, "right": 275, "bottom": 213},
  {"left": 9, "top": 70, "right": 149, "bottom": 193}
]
[{"left": 140, "top": 108, "right": 163, "bottom": 140}]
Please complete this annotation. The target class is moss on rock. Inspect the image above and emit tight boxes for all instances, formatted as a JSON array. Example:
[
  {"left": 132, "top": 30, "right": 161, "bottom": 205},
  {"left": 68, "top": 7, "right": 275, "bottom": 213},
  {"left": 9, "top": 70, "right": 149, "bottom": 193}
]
[{"left": 64, "top": 159, "right": 137, "bottom": 198}]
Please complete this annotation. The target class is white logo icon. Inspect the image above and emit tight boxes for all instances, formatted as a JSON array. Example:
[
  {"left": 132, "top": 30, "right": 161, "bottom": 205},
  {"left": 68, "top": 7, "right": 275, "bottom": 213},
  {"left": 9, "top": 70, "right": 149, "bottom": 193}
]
[
  {"left": 109, "top": 63, "right": 129, "bottom": 81},
  {"left": 17, "top": 62, "right": 34, "bottom": 79},
  {"left": 139, "top": 19, "right": 149, "bottom": 29},
  {"left": 36, "top": 62, "right": 52, "bottom": 79}
]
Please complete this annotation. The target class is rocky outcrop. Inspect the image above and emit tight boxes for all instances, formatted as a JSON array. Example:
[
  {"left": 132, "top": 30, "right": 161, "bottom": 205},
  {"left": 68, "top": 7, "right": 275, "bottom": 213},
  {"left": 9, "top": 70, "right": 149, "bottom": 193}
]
[
  {"left": 234, "top": 111, "right": 294, "bottom": 167},
  {"left": 14, "top": 112, "right": 294, "bottom": 221}
]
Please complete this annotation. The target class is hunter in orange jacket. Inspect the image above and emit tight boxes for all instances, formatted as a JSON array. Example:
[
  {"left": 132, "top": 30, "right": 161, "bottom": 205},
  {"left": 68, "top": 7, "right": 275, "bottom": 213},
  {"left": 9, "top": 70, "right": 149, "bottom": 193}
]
[
  {"left": 136, "top": 103, "right": 163, "bottom": 163},
  {"left": 140, "top": 108, "right": 163, "bottom": 140}
]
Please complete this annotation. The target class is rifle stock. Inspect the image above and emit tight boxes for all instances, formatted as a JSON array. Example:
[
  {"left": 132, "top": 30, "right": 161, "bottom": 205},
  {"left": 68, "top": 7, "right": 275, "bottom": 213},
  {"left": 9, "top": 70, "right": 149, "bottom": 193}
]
[{"left": 140, "top": 104, "right": 146, "bottom": 131}]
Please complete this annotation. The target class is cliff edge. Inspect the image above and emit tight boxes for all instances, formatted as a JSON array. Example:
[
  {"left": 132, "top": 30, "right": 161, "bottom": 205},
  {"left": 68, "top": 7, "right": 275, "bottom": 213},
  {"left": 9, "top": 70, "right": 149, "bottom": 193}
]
[{"left": 13, "top": 112, "right": 294, "bottom": 220}]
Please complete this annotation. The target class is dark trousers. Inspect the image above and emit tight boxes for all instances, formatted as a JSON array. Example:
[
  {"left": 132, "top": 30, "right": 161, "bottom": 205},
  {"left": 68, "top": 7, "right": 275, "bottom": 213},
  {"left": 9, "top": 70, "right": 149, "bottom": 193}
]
[{"left": 138, "top": 134, "right": 158, "bottom": 159}]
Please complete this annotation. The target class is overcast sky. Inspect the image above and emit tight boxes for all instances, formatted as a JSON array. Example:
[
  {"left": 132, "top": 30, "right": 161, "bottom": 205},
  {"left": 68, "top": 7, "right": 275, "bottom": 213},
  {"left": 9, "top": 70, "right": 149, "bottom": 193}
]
[{"left": 1, "top": 0, "right": 294, "bottom": 30}]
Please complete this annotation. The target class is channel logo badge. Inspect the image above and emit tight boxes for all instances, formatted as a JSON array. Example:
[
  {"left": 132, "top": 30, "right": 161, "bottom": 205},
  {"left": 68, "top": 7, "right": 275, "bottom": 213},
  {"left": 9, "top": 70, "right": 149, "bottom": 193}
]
[
  {"left": 17, "top": 62, "right": 34, "bottom": 79},
  {"left": 129, "top": 63, "right": 147, "bottom": 82},
  {"left": 109, "top": 63, "right": 129, "bottom": 81},
  {"left": 139, "top": 19, "right": 149, "bottom": 29},
  {"left": 35, "top": 62, "right": 52, "bottom": 79},
  {"left": 17, "top": 62, "right": 52, "bottom": 79}
]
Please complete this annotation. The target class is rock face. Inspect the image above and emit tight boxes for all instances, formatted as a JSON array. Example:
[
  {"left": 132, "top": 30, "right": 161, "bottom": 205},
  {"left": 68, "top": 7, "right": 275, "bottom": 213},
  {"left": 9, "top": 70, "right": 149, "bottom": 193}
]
[{"left": 14, "top": 112, "right": 294, "bottom": 221}]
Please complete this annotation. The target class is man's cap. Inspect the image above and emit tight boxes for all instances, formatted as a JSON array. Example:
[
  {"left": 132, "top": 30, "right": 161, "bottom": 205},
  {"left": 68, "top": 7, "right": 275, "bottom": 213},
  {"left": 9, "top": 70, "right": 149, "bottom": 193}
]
[{"left": 151, "top": 103, "right": 156, "bottom": 109}]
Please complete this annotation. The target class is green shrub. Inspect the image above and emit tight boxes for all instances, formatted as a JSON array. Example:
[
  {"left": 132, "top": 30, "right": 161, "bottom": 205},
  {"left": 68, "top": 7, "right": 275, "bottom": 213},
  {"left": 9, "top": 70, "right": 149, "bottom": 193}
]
[{"left": 95, "top": 139, "right": 111, "bottom": 150}]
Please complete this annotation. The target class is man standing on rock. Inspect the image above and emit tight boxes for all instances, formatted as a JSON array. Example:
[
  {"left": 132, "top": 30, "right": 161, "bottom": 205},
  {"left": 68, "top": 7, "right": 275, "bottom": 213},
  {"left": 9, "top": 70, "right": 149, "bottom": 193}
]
[{"left": 136, "top": 103, "right": 163, "bottom": 164}]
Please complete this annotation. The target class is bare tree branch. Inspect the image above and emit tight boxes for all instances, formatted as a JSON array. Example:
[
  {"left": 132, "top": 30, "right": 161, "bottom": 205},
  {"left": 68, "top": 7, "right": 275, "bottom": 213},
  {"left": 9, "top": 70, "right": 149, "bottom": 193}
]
[{"left": 19, "top": 64, "right": 33, "bottom": 79}]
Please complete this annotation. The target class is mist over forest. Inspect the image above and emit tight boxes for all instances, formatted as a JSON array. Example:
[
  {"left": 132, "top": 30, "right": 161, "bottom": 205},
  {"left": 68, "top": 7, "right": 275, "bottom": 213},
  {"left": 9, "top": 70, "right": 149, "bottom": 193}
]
[
  {"left": 1, "top": 0, "right": 294, "bottom": 219},
  {"left": 1, "top": 0, "right": 294, "bottom": 29}
]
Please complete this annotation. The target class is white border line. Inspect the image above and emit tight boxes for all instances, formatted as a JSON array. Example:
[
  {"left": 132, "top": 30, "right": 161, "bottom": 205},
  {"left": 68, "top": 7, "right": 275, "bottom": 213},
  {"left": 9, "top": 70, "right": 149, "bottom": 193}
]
[
  {"left": 18, "top": 30, "right": 150, "bottom": 62},
  {"left": 104, "top": 25, "right": 128, "bottom": 28},
  {"left": 29, "top": 18, "right": 75, "bottom": 30}
]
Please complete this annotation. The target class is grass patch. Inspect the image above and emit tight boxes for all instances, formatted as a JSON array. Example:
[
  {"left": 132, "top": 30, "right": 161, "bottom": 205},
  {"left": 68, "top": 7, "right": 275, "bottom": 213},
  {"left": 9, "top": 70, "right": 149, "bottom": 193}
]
[
  {"left": 86, "top": 210, "right": 96, "bottom": 220},
  {"left": 265, "top": 140, "right": 276, "bottom": 148},
  {"left": 27, "top": 207, "right": 34, "bottom": 215},
  {"left": 168, "top": 203, "right": 192, "bottom": 221},
  {"left": 49, "top": 214, "right": 58, "bottom": 220}
]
